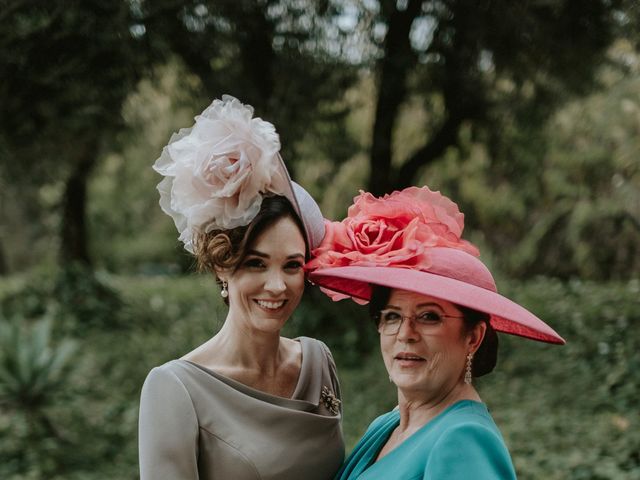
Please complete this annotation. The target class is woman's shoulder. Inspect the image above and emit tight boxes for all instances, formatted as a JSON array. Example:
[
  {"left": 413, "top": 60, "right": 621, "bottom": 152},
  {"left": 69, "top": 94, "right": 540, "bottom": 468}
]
[
  {"left": 295, "top": 335, "right": 332, "bottom": 352},
  {"left": 139, "top": 360, "right": 201, "bottom": 421},
  {"left": 429, "top": 402, "right": 512, "bottom": 461},
  {"left": 142, "top": 359, "right": 200, "bottom": 395},
  {"left": 145, "top": 358, "right": 188, "bottom": 376},
  {"left": 293, "top": 336, "right": 337, "bottom": 366},
  {"left": 294, "top": 336, "right": 342, "bottom": 407},
  {"left": 423, "top": 402, "right": 517, "bottom": 478}
]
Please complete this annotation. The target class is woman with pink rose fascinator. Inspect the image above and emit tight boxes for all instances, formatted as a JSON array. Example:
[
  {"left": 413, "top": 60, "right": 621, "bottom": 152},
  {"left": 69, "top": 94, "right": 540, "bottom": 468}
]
[
  {"left": 138, "top": 96, "right": 344, "bottom": 480},
  {"left": 306, "top": 186, "right": 565, "bottom": 480}
]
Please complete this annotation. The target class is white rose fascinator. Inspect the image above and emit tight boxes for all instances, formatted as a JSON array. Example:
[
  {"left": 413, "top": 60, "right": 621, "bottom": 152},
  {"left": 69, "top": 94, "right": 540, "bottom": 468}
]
[{"left": 153, "top": 95, "right": 324, "bottom": 253}]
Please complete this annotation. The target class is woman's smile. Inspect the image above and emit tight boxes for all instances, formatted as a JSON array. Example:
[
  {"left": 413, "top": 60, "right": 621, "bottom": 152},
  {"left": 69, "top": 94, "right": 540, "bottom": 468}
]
[{"left": 254, "top": 299, "right": 288, "bottom": 311}]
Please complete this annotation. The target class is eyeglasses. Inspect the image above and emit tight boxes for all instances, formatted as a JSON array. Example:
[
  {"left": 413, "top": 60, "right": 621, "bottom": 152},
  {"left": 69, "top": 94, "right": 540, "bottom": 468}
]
[{"left": 376, "top": 308, "right": 465, "bottom": 335}]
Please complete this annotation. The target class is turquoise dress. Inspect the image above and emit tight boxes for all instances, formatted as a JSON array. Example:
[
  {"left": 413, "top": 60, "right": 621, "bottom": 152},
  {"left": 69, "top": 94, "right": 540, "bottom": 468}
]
[{"left": 336, "top": 400, "right": 516, "bottom": 480}]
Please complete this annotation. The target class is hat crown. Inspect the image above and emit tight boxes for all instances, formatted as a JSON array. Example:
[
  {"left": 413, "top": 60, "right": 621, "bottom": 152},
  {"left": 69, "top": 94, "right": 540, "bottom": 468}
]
[
  {"left": 425, "top": 248, "right": 497, "bottom": 293},
  {"left": 291, "top": 182, "right": 325, "bottom": 250}
]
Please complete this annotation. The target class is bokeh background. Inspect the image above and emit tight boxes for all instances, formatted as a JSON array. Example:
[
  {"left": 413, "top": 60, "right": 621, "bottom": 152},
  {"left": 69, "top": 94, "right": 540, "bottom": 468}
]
[{"left": 1, "top": 1, "right": 639, "bottom": 478}]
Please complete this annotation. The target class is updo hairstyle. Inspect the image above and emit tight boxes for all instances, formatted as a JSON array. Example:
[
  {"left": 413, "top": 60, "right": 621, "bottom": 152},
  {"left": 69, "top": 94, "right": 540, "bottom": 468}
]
[
  {"left": 194, "top": 194, "right": 307, "bottom": 278},
  {"left": 368, "top": 285, "right": 498, "bottom": 378}
]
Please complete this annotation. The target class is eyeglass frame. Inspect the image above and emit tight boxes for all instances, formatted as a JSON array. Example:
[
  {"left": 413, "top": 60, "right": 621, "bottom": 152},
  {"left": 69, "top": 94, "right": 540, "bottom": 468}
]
[{"left": 375, "top": 308, "right": 466, "bottom": 335}]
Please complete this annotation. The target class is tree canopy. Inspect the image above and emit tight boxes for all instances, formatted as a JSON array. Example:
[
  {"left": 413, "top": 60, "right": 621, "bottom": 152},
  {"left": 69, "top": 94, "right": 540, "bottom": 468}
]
[
  {"left": 362, "top": 0, "right": 626, "bottom": 194},
  {"left": 0, "top": 0, "right": 638, "bottom": 279},
  {"left": 0, "top": 0, "right": 141, "bottom": 265}
]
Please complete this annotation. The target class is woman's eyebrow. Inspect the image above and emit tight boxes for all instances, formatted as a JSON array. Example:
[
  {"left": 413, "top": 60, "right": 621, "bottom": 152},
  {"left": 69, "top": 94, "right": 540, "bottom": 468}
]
[
  {"left": 246, "top": 250, "right": 305, "bottom": 260},
  {"left": 416, "top": 302, "right": 443, "bottom": 309},
  {"left": 246, "top": 249, "right": 268, "bottom": 258},
  {"left": 384, "top": 302, "right": 443, "bottom": 310}
]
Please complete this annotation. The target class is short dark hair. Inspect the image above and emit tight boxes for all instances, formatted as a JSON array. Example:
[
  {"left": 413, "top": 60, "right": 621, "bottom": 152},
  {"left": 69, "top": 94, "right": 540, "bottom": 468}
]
[{"left": 369, "top": 285, "right": 498, "bottom": 378}]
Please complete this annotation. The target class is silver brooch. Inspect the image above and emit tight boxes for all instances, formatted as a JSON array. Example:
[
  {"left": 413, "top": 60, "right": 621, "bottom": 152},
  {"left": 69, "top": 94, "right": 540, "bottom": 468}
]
[{"left": 320, "top": 386, "right": 341, "bottom": 415}]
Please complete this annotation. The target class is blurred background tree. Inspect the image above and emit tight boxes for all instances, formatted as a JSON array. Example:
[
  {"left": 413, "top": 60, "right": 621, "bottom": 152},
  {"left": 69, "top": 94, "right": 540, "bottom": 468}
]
[
  {"left": 0, "top": 0, "right": 141, "bottom": 268},
  {"left": 1, "top": 0, "right": 637, "bottom": 278},
  {"left": 137, "top": 0, "right": 359, "bottom": 168},
  {"left": 348, "top": 0, "right": 622, "bottom": 193}
]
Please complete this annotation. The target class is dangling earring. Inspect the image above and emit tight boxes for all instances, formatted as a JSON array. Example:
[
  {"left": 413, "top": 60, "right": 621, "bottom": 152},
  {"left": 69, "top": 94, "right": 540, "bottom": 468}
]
[
  {"left": 220, "top": 281, "right": 228, "bottom": 298},
  {"left": 464, "top": 353, "right": 473, "bottom": 385}
]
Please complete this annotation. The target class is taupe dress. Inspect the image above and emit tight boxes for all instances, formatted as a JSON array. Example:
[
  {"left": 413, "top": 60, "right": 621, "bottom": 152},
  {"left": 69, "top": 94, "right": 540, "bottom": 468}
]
[{"left": 138, "top": 337, "right": 344, "bottom": 480}]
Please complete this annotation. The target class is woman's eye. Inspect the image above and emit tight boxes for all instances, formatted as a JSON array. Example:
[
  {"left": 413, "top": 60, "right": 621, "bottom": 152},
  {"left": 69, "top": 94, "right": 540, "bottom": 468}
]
[
  {"left": 381, "top": 311, "right": 401, "bottom": 322},
  {"left": 242, "top": 258, "right": 265, "bottom": 269},
  {"left": 416, "top": 311, "right": 442, "bottom": 323},
  {"left": 284, "top": 261, "right": 303, "bottom": 270}
]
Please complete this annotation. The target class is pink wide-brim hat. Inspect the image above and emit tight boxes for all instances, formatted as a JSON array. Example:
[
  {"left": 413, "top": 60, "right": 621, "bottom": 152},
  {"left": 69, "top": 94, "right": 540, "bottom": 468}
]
[{"left": 309, "top": 247, "right": 565, "bottom": 345}]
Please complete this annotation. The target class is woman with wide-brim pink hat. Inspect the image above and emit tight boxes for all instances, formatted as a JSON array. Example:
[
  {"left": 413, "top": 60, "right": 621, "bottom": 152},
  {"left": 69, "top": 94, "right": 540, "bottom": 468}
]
[{"left": 306, "top": 186, "right": 565, "bottom": 479}]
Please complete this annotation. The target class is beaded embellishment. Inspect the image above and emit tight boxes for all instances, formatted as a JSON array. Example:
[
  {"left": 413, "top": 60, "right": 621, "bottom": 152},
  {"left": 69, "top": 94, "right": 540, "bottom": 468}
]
[{"left": 320, "top": 386, "right": 341, "bottom": 415}]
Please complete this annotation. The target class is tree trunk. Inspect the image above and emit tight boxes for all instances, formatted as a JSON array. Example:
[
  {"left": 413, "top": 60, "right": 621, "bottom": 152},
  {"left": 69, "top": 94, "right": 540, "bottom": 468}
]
[
  {"left": 0, "top": 238, "right": 7, "bottom": 274},
  {"left": 60, "top": 142, "right": 98, "bottom": 267},
  {"left": 394, "top": 113, "right": 464, "bottom": 189},
  {"left": 368, "top": 0, "right": 422, "bottom": 195}
]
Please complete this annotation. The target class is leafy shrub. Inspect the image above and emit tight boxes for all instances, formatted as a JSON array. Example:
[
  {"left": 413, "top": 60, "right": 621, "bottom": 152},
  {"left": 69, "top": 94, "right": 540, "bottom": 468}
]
[
  {"left": 0, "top": 274, "right": 637, "bottom": 479},
  {"left": 0, "top": 317, "right": 76, "bottom": 410},
  {"left": 0, "top": 263, "right": 124, "bottom": 333},
  {"left": 0, "top": 315, "right": 77, "bottom": 478}
]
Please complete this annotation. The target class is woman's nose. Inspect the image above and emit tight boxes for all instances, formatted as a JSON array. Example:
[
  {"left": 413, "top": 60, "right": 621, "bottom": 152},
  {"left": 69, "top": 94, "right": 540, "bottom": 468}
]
[
  {"left": 264, "top": 270, "right": 286, "bottom": 293},
  {"left": 396, "top": 317, "right": 420, "bottom": 342}
]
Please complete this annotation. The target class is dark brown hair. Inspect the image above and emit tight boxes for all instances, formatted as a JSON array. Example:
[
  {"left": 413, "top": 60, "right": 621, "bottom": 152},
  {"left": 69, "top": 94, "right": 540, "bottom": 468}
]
[
  {"left": 368, "top": 285, "right": 498, "bottom": 377},
  {"left": 194, "top": 194, "right": 307, "bottom": 278}
]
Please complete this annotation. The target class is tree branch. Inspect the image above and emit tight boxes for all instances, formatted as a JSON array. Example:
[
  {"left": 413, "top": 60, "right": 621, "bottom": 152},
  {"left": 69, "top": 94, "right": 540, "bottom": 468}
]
[{"left": 394, "top": 113, "right": 464, "bottom": 189}]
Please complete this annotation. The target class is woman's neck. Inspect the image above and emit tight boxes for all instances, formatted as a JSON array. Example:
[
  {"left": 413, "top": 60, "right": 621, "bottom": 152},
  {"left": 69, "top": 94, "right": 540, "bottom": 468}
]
[
  {"left": 210, "top": 319, "right": 285, "bottom": 374},
  {"left": 395, "top": 382, "right": 480, "bottom": 435},
  {"left": 185, "top": 315, "right": 285, "bottom": 372},
  {"left": 182, "top": 314, "right": 302, "bottom": 398}
]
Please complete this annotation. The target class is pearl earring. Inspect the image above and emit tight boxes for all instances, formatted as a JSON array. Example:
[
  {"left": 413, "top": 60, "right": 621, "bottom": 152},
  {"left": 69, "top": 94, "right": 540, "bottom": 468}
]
[{"left": 220, "top": 281, "right": 228, "bottom": 298}]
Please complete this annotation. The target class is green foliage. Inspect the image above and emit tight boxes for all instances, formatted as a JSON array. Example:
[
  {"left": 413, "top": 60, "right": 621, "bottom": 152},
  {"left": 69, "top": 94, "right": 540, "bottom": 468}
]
[
  {"left": 1, "top": 264, "right": 124, "bottom": 332},
  {"left": 0, "top": 317, "right": 76, "bottom": 411},
  {"left": 0, "top": 0, "right": 140, "bottom": 177},
  {"left": 52, "top": 264, "right": 125, "bottom": 330},
  {"left": 1, "top": 1, "right": 638, "bottom": 281},
  {"left": 139, "top": 0, "right": 358, "bottom": 170},
  {"left": 0, "top": 273, "right": 637, "bottom": 479},
  {"left": 0, "top": 314, "right": 78, "bottom": 477},
  {"left": 482, "top": 278, "right": 640, "bottom": 479},
  {"left": 415, "top": 47, "right": 640, "bottom": 280},
  {"left": 0, "top": 0, "right": 143, "bottom": 268},
  {"left": 87, "top": 59, "right": 205, "bottom": 273}
]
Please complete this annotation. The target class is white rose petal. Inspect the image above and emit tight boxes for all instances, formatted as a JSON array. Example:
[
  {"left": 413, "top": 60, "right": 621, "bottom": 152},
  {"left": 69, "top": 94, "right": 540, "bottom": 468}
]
[{"left": 153, "top": 96, "right": 284, "bottom": 253}]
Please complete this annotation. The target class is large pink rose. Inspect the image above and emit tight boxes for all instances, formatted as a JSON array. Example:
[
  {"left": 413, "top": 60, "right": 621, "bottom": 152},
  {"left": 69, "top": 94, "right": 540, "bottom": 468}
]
[
  {"left": 154, "top": 96, "right": 289, "bottom": 253},
  {"left": 307, "top": 186, "right": 479, "bottom": 275}
]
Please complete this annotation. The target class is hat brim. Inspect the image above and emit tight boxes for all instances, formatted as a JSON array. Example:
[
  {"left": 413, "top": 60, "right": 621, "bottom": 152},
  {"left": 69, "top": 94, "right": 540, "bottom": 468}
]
[{"left": 310, "top": 266, "right": 565, "bottom": 345}]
